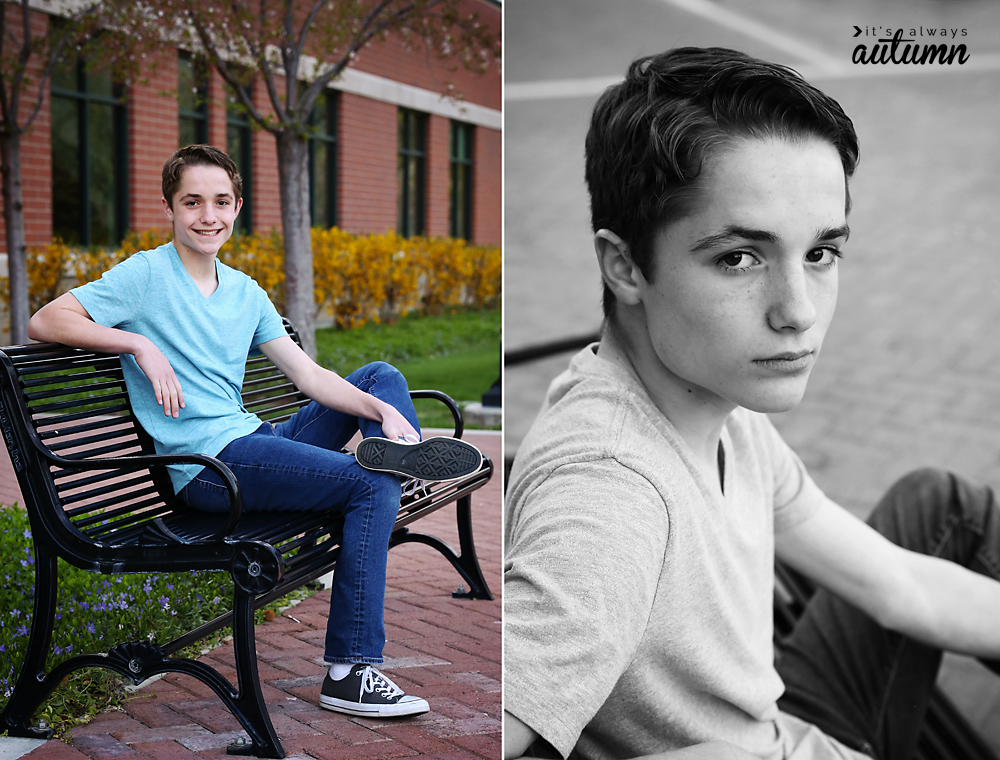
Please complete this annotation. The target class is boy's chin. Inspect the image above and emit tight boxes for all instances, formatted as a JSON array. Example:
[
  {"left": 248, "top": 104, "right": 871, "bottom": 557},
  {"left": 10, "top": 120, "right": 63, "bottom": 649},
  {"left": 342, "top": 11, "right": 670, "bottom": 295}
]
[{"left": 735, "top": 384, "right": 809, "bottom": 414}]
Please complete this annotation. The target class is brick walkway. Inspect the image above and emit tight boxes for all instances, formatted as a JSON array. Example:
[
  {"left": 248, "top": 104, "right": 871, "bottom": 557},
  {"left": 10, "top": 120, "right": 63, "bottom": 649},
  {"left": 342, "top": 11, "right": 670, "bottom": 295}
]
[{"left": 12, "top": 430, "right": 502, "bottom": 760}]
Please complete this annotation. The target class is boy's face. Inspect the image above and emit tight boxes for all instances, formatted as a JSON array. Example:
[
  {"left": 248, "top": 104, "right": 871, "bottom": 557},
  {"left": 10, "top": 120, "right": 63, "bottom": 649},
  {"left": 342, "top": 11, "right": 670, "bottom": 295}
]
[
  {"left": 162, "top": 164, "right": 241, "bottom": 258},
  {"left": 635, "top": 136, "right": 848, "bottom": 414}
]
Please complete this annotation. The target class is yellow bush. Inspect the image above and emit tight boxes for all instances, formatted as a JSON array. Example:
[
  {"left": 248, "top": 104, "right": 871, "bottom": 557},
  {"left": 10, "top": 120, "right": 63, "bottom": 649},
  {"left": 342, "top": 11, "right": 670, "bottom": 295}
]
[
  {"left": 0, "top": 238, "right": 73, "bottom": 315},
  {"left": 4, "top": 228, "right": 501, "bottom": 329}
]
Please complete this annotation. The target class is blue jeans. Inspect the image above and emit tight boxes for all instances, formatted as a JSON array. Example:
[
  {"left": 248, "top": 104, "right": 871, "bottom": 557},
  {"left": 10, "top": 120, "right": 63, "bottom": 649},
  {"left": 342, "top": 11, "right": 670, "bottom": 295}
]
[
  {"left": 777, "top": 468, "right": 1000, "bottom": 760},
  {"left": 179, "top": 361, "right": 420, "bottom": 665}
]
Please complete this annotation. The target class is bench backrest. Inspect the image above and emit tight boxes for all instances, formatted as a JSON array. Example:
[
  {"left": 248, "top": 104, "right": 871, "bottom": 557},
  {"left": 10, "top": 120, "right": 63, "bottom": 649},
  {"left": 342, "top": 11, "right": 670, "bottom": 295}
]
[{"left": 0, "top": 319, "right": 307, "bottom": 555}]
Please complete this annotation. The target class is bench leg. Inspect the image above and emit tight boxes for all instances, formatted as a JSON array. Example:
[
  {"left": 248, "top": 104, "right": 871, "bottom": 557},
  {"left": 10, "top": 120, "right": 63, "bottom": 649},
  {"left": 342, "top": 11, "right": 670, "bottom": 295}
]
[
  {"left": 389, "top": 494, "right": 494, "bottom": 600},
  {"left": 0, "top": 545, "right": 58, "bottom": 740},
  {"left": 223, "top": 588, "right": 285, "bottom": 758}
]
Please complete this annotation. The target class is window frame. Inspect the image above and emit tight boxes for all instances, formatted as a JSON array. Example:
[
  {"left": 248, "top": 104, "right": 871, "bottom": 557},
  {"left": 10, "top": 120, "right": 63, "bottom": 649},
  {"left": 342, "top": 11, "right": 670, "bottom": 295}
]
[
  {"left": 50, "top": 58, "right": 129, "bottom": 247},
  {"left": 449, "top": 120, "right": 474, "bottom": 241},
  {"left": 178, "top": 51, "right": 209, "bottom": 148},
  {"left": 397, "top": 108, "right": 427, "bottom": 238},
  {"left": 308, "top": 91, "right": 338, "bottom": 229},
  {"left": 226, "top": 92, "right": 253, "bottom": 235}
]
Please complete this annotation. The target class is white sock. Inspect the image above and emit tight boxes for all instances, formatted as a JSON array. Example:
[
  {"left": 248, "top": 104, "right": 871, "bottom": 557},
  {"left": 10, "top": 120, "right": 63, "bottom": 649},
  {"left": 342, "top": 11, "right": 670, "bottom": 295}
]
[{"left": 329, "top": 663, "right": 355, "bottom": 680}]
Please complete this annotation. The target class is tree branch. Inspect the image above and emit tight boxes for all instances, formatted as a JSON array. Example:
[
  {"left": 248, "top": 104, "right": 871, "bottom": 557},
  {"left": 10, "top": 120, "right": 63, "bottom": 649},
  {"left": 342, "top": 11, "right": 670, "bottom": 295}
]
[
  {"left": 190, "top": 18, "right": 273, "bottom": 131},
  {"left": 21, "top": 32, "right": 70, "bottom": 133}
]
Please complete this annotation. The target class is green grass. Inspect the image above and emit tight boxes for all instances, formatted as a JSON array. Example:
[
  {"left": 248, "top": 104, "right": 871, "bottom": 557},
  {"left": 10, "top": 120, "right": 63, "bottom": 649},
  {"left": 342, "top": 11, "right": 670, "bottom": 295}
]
[{"left": 315, "top": 308, "right": 500, "bottom": 429}]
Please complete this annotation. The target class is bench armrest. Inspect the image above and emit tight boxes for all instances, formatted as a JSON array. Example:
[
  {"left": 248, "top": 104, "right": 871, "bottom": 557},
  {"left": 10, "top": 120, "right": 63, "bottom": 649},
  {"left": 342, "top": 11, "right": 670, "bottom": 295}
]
[
  {"left": 409, "top": 390, "right": 464, "bottom": 438},
  {"left": 35, "top": 447, "right": 243, "bottom": 540}
]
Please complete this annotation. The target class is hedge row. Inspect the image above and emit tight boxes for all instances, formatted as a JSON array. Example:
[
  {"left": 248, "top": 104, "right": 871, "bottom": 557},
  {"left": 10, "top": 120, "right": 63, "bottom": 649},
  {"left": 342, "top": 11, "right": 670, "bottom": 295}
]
[{"left": 1, "top": 229, "right": 502, "bottom": 329}]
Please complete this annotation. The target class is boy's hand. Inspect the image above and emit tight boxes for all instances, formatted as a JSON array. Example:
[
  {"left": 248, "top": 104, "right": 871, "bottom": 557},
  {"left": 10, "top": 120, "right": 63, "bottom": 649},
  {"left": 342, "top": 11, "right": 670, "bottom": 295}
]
[
  {"left": 134, "top": 340, "right": 185, "bottom": 418},
  {"left": 379, "top": 404, "right": 420, "bottom": 443}
]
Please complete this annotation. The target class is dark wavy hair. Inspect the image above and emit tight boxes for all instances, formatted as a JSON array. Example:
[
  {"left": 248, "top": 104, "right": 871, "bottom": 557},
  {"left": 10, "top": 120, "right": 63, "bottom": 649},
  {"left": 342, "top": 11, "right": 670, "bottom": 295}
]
[
  {"left": 585, "top": 47, "right": 860, "bottom": 319},
  {"left": 162, "top": 144, "right": 243, "bottom": 210}
]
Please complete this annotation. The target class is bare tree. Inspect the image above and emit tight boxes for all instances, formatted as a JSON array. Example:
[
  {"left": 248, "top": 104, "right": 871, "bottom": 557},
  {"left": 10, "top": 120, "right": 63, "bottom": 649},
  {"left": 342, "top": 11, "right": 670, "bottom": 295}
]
[{"left": 0, "top": 1, "right": 74, "bottom": 343}]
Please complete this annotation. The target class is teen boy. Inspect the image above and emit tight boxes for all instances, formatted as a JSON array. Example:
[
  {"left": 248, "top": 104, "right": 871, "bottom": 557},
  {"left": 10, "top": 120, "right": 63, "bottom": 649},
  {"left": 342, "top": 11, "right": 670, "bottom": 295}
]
[
  {"left": 28, "top": 144, "right": 482, "bottom": 718},
  {"left": 503, "top": 48, "right": 1000, "bottom": 760}
]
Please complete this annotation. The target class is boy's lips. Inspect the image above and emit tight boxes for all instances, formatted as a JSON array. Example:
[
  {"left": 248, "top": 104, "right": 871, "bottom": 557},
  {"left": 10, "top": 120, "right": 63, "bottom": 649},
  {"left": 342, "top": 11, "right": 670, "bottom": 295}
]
[{"left": 753, "top": 350, "right": 814, "bottom": 373}]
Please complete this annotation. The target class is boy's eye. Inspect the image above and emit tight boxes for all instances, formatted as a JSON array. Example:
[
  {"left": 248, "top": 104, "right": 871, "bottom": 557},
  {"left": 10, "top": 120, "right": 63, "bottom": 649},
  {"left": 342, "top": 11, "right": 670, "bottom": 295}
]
[
  {"left": 717, "top": 251, "right": 757, "bottom": 271},
  {"left": 806, "top": 247, "right": 841, "bottom": 265}
]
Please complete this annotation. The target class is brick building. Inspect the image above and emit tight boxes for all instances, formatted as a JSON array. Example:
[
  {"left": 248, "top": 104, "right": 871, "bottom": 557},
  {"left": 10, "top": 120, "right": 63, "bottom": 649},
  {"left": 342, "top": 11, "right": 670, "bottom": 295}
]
[{"left": 1, "top": 0, "right": 501, "bottom": 267}]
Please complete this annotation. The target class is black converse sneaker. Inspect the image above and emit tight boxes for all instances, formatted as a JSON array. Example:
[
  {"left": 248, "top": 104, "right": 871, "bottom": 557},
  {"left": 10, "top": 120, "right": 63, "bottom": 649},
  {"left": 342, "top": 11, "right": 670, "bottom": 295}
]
[
  {"left": 319, "top": 664, "right": 429, "bottom": 717},
  {"left": 355, "top": 436, "right": 483, "bottom": 482}
]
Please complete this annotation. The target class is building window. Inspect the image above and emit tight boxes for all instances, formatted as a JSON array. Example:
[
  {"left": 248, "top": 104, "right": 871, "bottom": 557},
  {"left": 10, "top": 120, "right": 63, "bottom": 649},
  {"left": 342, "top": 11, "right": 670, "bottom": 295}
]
[
  {"left": 309, "top": 92, "right": 337, "bottom": 229},
  {"left": 227, "top": 92, "right": 253, "bottom": 234},
  {"left": 397, "top": 108, "right": 426, "bottom": 237},
  {"left": 178, "top": 52, "right": 208, "bottom": 147},
  {"left": 50, "top": 60, "right": 128, "bottom": 247},
  {"left": 450, "top": 121, "right": 474, "bottom": 240}
]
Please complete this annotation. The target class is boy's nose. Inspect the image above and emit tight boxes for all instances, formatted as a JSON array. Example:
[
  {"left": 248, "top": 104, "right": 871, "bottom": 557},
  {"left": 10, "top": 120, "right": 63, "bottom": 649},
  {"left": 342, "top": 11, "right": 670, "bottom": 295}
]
[{"left": 766, "top": 268, "right": 816, "bottom": 333}]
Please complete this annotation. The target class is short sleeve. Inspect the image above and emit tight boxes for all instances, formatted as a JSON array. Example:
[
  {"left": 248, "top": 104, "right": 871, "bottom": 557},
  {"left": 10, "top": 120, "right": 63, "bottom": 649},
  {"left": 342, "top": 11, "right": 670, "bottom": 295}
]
[
  {"left": 757, "top": 416, "right": 826, "bottom": 532},
  {"left": 250, "top": 283, "right": 287, "bottom": 348},
  {"left": 71, "top": 254, "right": 150, "bottom": 329},
  {"left": 504, "top": 458, "right": 670, "bottom": 758}
]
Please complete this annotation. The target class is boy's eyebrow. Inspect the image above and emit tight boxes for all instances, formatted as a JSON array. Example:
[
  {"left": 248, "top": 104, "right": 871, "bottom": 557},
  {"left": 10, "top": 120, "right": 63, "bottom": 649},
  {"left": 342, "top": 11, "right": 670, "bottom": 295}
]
[
  {"left": 690, "top": 224, "right": 851, "bottom": 252},
  {"left": 179, "top": 191, "right": 234, "bottom": 201}
]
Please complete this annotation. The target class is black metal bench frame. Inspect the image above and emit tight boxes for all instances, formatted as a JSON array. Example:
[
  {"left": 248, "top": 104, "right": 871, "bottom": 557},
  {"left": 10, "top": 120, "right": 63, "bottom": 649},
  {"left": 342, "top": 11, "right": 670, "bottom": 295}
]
[
  {"left": 507, "top": 333, "right": 998, "bottom": 760},
  {"left": 0, "top": 319, "right": 494, "bottom": 758}
]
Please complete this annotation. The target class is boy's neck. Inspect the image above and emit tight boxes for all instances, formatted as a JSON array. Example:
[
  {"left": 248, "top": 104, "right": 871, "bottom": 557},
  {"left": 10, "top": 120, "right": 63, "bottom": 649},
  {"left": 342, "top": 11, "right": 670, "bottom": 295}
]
[
  {"left": 173, "top": 240, "right": 219, "bottom": 297},
  {"left": 598, "top": 316, "right": 732, "bottom": 472}
]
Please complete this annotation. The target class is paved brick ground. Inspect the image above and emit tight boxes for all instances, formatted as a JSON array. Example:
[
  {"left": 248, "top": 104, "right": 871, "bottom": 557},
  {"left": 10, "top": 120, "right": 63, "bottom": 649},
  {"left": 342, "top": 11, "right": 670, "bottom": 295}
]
[{"left": 12, "top": 430, "right": 501, "bottom": 760}]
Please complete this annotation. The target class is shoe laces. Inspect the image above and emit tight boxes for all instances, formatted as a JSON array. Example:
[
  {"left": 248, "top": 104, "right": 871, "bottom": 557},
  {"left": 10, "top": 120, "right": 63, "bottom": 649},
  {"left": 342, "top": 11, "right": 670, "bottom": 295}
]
[
  {"left": 359, "top": 665, "right": 404, "bottom": 701},
  {"left": 401, "top": 476, "right": 432, "bottom": 501}
]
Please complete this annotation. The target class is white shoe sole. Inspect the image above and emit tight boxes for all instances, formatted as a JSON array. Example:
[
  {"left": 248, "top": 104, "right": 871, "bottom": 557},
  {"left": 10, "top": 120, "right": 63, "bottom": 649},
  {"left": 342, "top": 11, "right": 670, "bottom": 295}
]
[{"left": 319, "top": 694, "right": 430, "bottom": 717}]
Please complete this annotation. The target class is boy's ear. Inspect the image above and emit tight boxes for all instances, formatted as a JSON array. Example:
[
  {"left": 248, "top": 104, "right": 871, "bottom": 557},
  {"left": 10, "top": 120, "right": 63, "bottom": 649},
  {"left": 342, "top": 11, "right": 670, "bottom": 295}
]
[
  {"left": 594, "top": 229, "right": 645, "bottom": 307},
  {"left": 161, "top": 196, "right": 173, "bottom": 221}
]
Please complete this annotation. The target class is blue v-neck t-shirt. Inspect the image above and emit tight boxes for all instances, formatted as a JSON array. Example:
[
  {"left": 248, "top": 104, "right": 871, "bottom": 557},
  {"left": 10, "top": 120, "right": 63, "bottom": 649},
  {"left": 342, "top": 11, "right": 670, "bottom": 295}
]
[{"left": 72, "top": 242, "right": 288, "bottom": 493}]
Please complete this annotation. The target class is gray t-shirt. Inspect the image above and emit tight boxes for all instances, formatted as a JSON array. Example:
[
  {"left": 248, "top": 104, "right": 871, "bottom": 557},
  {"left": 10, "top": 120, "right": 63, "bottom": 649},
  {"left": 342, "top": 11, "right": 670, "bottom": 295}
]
[{"left": 504, "top": 345, "right": 866, "bottom": 760}]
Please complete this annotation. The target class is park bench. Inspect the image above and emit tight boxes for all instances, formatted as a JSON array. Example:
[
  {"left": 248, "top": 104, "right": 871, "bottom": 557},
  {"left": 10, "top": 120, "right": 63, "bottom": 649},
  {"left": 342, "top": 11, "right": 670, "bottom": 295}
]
[
  {"left": 0, "top": 318, "right": 494, "bottom": 759},
  {"left": 507, "top": 333, "right": 999, "bottom": 760}
]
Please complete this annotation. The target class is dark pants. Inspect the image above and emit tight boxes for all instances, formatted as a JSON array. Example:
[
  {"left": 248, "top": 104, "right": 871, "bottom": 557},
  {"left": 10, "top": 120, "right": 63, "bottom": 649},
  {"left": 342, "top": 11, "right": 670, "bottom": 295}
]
[
  {"left": 180, "top": 361, "right": 420, "bottom": 665},
  {"left": 777, "top": 468, "right": 1000, "bottom": 760}
]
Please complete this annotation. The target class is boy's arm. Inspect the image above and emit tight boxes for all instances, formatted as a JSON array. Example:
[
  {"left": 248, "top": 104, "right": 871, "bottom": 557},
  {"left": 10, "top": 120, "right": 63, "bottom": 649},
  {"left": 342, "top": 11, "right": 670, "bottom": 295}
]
[
  {"left": 503, "top": 710, "right": 755, "bottom": 760},
  {"left": 27, "top": 293, "right": 185, "bottom": 418},
  {"left": 776, "top": 496, "right": 1000, "bottom": 657},
  {"left": 257, "top": 335, "right": 418, "bottom": 441}
]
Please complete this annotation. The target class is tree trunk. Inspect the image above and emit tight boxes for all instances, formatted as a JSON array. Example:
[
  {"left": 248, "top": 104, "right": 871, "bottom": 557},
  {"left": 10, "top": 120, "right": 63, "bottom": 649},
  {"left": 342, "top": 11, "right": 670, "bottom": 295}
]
[
  {"left": 0, "top": 131, "right": 29, "bottom": 345},
  {"left": 275, "top": 129, "right": 316, "bottom": 358}
]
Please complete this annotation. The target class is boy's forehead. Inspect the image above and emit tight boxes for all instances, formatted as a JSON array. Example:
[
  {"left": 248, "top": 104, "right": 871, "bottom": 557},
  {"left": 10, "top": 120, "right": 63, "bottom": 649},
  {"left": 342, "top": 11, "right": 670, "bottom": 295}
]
[
  {"left": 665, "top": 138, "right": 848, "bottom": 244},
  {"left": 175, "top": 164, "right": 236, "bottom": 197}
]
